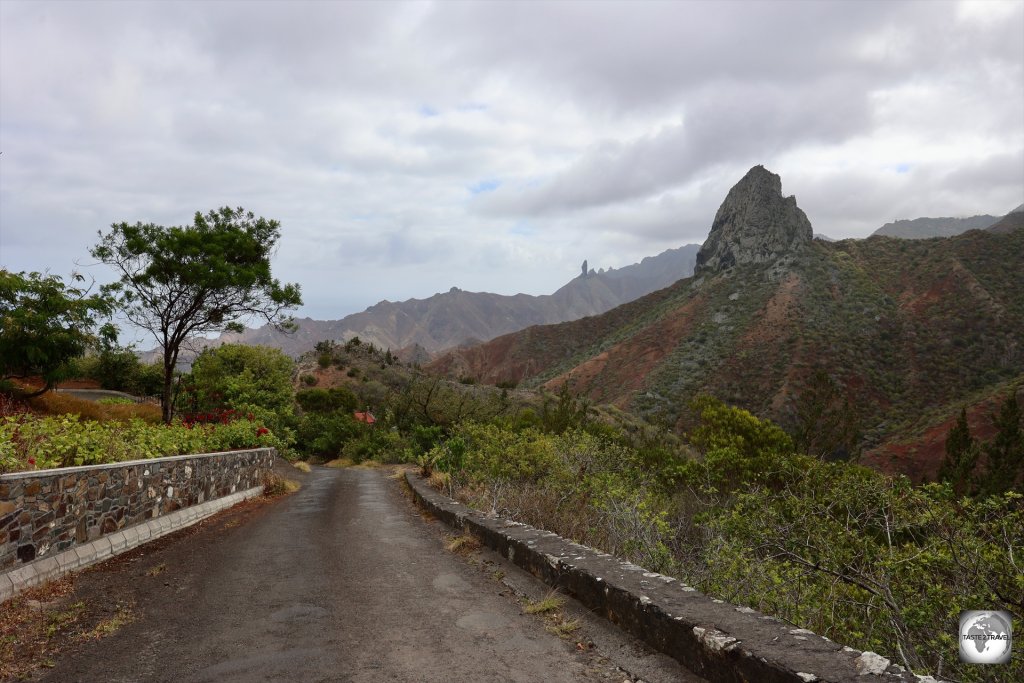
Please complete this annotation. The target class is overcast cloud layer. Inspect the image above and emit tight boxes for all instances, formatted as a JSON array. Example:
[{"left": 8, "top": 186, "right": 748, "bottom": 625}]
[{"left": 2, "top": 0, "right": 1022, "bottom": 328}]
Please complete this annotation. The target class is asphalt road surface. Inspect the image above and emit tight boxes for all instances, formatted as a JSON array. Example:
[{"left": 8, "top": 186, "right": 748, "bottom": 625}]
[{"left": 40, "top": 466, "right": 703, "bottom": 683}]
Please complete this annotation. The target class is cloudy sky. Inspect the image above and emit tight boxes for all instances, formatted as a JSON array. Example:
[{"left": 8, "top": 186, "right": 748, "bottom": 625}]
[{"left": 2, "top": 0, "right": 1022, "bottom": 326}]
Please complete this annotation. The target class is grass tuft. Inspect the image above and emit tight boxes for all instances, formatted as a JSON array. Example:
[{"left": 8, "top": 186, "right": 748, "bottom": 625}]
[
  {"left": 545, "top": 616, "right": 581, "bottom": 638},
  {"left": 444, "top": 533, "right": 481, "bottom": 555},
  {"left": 262, "top": 471, "right": 300, "bottom": 497},
  {"left": 427, "top": 471, "right": 451, "bottom": 490},
  {"left": 524, "top": 591, "right": 565, "bottom": 615},
  {"left": 292, "top": 461, "right": 312, "bottom": 473},
  {"left": 83, "top": 602, "right": 135, "bottom": 640},
  {"left": 144, "top": 563, "right": 167, "bottom": 577}
]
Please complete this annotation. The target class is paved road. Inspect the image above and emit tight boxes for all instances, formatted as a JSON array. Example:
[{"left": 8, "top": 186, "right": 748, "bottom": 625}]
[{"left": 42, "top": 467, "right": 701, "bottom": 683}]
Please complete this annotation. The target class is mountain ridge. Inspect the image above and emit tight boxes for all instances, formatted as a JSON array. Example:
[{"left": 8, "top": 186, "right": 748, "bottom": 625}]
[
  {"left": 429, "top": 167, "right": 1024, "bottom": 479},
  {"left": 870, "top": 213, "right": 1000, "bottom": 239},
  {"left": 212, "top": 244, "right": 700, "bottom": 357}
]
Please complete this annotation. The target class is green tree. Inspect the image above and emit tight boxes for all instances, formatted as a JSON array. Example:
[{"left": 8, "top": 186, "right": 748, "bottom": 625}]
[
  {"left": 0, "top": 270, "right": 113, "bottom": 396},
  {"left": 938, "top": 407, "right": 977, "bottom": 494},
  {"left": 790, "top": 369, "right": 861, "bottom": 460},
  {"left": 981, "top": 390, "right": 1023, "bottom": 495},
  {"left": 92, "top": 207, "right": 302, "bottom": 422},
  {"left": 295, "top": 387, "right": 358, "bottom": 414},
  {"left": 181, "top": 343, "right": 295, "bottom": 442},
  {"left": 539, "top": 383, "right": 591, "bottom": 434}
]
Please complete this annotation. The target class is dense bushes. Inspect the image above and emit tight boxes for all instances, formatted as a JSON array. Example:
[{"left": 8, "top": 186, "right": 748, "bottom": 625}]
[
  {"left": 429, "top": 396, "right": 1023, "bottom": 682},
  {"left": 179, "top": 344, "right": 296, "bottom": 447},
  {"left": 73, "top": 345, "right": 163, "bottom": 397},
  {"left": 0, "top": 413, "right": 280, "bottom": 473}
]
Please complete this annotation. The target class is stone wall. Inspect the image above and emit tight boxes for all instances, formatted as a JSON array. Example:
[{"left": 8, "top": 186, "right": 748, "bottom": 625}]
[
  {"left": 0, "top": 448, "right": 274, "bottom": 572},
  {"left": 406, "top": 472, "right": 932, "bottom": 683}
]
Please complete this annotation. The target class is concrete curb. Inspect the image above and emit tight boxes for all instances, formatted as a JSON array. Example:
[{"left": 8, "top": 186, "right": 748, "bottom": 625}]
[
  {"left": 406, "top": 473, "right": 937, "bottom": 683},
  {"left": 1, "top": 485, "right": 263, "bottom": 603}
]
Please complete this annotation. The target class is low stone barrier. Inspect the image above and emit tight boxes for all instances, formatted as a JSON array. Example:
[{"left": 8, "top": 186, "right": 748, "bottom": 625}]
[
  {"left": 1, "top": 448, "right": 274, "bottom": 601},
  {"left": 406, "top": 472, "right": 937, "bottom": 683}
]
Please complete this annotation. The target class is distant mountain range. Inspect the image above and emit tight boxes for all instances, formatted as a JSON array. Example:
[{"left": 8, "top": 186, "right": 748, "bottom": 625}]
[
  {"left": 869, "top": 203, "right": 1023, "bottom": 239},
  {"left": 213, "top": 244, "right": 700, "bottom": 357},
  {"left": 203, "top": 200, "right": 1022, "bottom": 362},
  {"left": 430, "top": 166, "right": 1024, "bottom": 479}
]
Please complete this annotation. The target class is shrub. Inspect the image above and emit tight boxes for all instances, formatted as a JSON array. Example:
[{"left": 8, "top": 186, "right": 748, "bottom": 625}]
[
  {"left": 295, "top": 412, "right": 361, "bottom": 457},
  {"left": 296, "top": 387, "right": 359, "bottom": 414},
  {"left": 0, "top": 413, "right": 281, "bottom": 473},
  {"left": 180, "top": 344, "right": 296, "bottom": 447}
]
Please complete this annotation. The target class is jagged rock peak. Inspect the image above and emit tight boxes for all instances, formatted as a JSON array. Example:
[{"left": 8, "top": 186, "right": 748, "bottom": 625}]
[{"left": 695, "top": 165, "right": 813, "bottom": 275}]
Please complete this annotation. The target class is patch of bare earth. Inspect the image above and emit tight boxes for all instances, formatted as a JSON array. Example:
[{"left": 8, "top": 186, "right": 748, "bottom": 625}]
[
  {"left": 545, "top": 293, "right": 707, "bottom": 406},
  {"left": 862, "top": 390, "right": 1009, "bottom": 483}
]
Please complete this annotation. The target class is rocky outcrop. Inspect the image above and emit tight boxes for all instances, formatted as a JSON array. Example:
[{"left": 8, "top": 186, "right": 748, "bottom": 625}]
[{"left": 695, "top": 165, "right": 813, "bottom": 275}]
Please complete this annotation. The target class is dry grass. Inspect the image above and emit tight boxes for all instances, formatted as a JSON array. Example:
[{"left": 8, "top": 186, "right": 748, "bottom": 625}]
[
  {"left": 444, "top": 533, "right": 481, "bottom": 555},
  {"left": 83, "top": 602, "right": 135, "bottom": 640},
  {"left": 520, "top": 590, "right": 580, "bottom": 639},
  {"left": 325, "top": 458, "right": 381, "bottom": 470},
  {"left": 144, "top": 563, "right": 167, "bottom": 577},
  {"left": 427, "top": 471, "right": 451, "bottom": 490},
  {"left": 545, "top": 616, "right": 582, "bottom": 638},
  {"left": 353, "top": 459, "right": 381, "bottom": 469},
  {"left": 262, "top": 471, "right": 300, "bottom": 497},
  {"left": 28, "top": 391, "right": 162, "bottom": 423},
  {"left": 292, "top": 461, "right": 312, "bottom": 473},
  {"left": 0, "top": 577, "right": 78, "bottom": 678},
  {"left": 388, "top": 465, "right": 415, "bottom": 480}
]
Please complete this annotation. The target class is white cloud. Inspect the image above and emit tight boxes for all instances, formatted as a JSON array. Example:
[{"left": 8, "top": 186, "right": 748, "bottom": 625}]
[{"left": 1, "top": 0, "right": 1022, "bottom": 322}]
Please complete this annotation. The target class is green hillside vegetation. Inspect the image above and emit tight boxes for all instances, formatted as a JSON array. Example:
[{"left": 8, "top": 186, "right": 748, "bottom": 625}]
[
  {"left": 422, "top": 394, "right": 1022, "bottom": 683},
  {"left": 435, "top": 226, "right": 1023, "bottom": 473}
]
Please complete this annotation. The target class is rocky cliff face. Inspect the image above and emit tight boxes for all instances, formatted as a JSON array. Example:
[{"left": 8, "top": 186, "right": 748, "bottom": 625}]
[{"left": 695, "top": 165, "right": 813, "bottom": 275}]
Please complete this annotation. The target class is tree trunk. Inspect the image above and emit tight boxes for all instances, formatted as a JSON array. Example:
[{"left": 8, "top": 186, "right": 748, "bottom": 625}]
[{"left": 162, "top": 354, "right": 174, "bottom": 425}]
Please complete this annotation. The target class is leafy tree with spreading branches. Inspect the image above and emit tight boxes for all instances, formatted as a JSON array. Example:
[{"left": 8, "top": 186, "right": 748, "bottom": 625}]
[
  {"left": 0, "top": 270, "right": 114, "bottom": 396},
  {"left": 92, "top": 207, "right": 302, "bottom": 423}
]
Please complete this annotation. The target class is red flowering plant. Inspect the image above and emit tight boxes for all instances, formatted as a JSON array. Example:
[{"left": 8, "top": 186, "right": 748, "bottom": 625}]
[{"left": 174, "top": 344, "right": 296, "bottom": 455}]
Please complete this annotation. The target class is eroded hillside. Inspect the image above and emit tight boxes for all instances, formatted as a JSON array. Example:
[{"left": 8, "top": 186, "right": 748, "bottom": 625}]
[{"left": 430, "top": 166, "right": 1024, "bottom": 470}]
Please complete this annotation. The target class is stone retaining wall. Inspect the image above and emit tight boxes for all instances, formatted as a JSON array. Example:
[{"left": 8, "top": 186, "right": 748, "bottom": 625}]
[
  {"left": 407, "top": 472, "right": 938, "bottom": 683},
  {"left": 0, "top": 448, "right": 274, "bottom": 573}
]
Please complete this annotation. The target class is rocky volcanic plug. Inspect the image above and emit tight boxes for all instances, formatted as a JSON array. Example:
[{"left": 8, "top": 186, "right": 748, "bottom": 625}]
[
  {"left": 695, "top": 165, "right": 813, "bottom": 274},
  {"left": 429, "top": 164, "right": 1023, "bottom": 483}
]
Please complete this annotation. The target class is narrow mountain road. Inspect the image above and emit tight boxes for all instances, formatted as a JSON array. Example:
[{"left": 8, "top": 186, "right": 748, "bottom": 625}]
[{"left": 39, "top": 467, "right": 702, "bottom": 683}]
